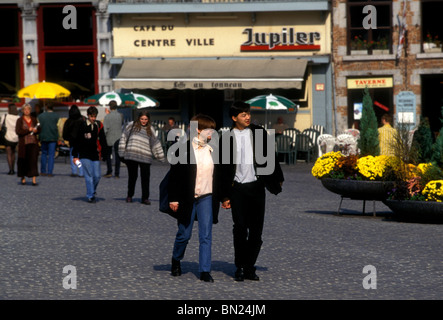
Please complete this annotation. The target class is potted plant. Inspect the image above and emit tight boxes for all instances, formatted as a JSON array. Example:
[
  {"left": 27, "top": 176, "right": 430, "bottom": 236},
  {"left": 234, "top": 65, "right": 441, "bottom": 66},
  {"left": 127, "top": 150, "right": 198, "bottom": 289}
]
[
  {"left": 312, "top": 152, "right": 399, "bottom": 201},
  {"left": 372, "top": 37, "right": 389, "bottom": 55},
  {"left": 423, "top": 33, "right": 442, "bottom": 53},
  {"left": 383, "top": 163, "right": 443, "bottom": 223},
  {"left": 350, "top": 35, "right": 371, "bottom": 55},
  {"left": 382, "top": 113, "right": 443, "bottom": 223}
]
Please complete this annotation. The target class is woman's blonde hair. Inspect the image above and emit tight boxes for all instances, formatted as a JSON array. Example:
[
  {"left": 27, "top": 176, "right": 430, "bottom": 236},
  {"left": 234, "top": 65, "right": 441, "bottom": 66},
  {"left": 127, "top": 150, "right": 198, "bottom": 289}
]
[{"left": 22, "top": 103, "right": 32, "bottom": 112}]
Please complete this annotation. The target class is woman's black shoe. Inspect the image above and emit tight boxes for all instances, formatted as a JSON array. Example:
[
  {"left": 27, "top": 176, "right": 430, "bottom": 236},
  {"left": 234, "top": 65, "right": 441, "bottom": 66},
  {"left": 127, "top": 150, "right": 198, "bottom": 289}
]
[
  {"left": 200, "top": 272, "right": 214, "bottom": 282},
  {"left": 8, "top": 170, "right": 14, "bottom": 175},
  {"left": 171, "top": 258, "right": 181, "bottom": 276}
]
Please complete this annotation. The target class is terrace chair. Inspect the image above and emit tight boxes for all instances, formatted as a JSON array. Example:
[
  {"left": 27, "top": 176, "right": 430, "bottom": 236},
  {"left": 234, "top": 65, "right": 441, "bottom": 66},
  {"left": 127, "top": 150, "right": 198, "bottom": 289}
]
[
  {"left": 295, "top": 133, "right": 315, "bottom": 163},
  {"left": 302, "top": 128, "right": 321, "bottom": 159},
  {"left": 275, "top": 134, "right": 295, "bottom": 164},
  {"left": 282, "top": 128, "right": 300, "bottom": 148},
  {"left": 317, "top": 134, "right": 335, "bottom": 157}
]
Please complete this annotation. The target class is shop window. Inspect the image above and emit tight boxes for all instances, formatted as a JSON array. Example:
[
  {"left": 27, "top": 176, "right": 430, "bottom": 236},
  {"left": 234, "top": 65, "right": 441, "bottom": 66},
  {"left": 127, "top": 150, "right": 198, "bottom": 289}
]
[
  {"left": 347, "top": 0, "right": 392, "bottom": 55},
  {"left": 0, "top": 7, "right": 20, "bottom": 99},
  {"left": 42, "top": 6, "right": 94, "bottom": 47},
  {"left": 38, "top": 4, "right": 97, "bottom": 99},
  {"left": 422, "top": 0, "right": 443, "bottom": 53},
  {"left": 0, "top": 54, "right": 20, "bottom": 99},
  {"left": 45, "top": 52, "right": 95, "bottom": 101},
  {"left": 421, "top": 75, "right": 443, "bottom": 135},
  {"left": 347, "top": 84, "right": 393, "bottom": 129},
  {"left": 0, "top": 8, "right": 19, "bottom": 47}
]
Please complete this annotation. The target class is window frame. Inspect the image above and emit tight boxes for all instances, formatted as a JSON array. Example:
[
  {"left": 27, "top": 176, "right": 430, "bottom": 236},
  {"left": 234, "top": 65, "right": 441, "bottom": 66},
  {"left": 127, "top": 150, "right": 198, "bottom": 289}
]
[
  {"left": 346, "top": 0, "right": 393, "bottom": 55},
  {"left": 421, "top": 0, "right": 443, "bottom": 53}
]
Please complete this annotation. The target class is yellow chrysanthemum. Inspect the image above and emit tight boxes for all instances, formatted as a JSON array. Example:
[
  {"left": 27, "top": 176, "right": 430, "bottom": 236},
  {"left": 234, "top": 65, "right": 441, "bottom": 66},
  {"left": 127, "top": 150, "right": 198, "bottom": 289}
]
[
  {"left": 422, "top": 180, "right": 443, "bottom": 202},
  {"left": 417, "top": 163, "right": 433, "bottom": 174},
  {"left": 356, "top": 155, "right": 386, "bottom": 180},
  {"left": 311, "top": 151, "right": 343, "bottom": 179}
]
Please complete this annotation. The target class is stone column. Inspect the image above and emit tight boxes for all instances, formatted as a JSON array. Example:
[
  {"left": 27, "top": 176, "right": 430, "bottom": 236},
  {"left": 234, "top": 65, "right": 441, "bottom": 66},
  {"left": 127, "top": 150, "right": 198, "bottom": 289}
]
[
  {"left": 95, "top": 0, "right": 113, "bottom": 93},
  {"left": 19, "top": 0, "right": 39, "bottom": 86}
]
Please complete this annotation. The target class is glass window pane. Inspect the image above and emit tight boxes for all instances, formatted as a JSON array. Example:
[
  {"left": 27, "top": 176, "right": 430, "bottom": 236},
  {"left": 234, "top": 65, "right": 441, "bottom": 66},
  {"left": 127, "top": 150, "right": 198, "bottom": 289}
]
[
  {"left": 0, "top": 54, "right": 19, "bottom": 97},
  {"left": 43, "top": 6, "right": 94, "bottom": 47},
  {"left": 0, "top": 8, "right": 19, "bottom": 47}
]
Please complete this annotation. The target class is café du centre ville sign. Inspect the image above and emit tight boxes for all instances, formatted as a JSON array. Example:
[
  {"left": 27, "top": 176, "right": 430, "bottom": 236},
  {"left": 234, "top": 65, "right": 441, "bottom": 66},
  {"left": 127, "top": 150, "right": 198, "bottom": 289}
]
[{"left": 113, "top": 12, "right": 327, "bottom": 58}]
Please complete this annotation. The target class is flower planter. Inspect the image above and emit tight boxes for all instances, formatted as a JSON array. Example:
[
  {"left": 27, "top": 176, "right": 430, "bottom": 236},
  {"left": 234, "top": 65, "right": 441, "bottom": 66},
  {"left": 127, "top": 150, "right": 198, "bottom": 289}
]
[
  {"left": 424, "top": 48, "right": 442, "bottom": 53},
  {"left": 423, "top": 43, "right": 442, "bottom": 53},
  {"left": 350, "top": 50, "right": 368, "bottom": 55},
  {"left": 383, "top": 199, "right": 443, "bottom": 224},
  {"left": 372, "top": 49, "right": 389, "bottom": 55},
  {"left": 423, "top": 43, "right": 436, "bottom": 50},
  {"left": 321, "top": 178, "right": 393, "bottom": 201}
]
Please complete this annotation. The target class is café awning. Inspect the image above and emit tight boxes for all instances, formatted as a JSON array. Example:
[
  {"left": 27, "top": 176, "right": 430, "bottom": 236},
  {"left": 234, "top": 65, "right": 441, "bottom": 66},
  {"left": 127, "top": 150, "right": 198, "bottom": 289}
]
[{"left": 113, "top": 58, "right": 307, "bottom": 90}]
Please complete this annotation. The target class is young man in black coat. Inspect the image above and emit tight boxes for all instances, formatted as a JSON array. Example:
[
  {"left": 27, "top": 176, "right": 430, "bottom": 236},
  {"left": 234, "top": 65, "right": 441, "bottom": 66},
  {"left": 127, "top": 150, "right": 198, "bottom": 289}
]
[
  {"left": 72, "top": 106, "right": 108, "bottom": 203},
  {"left": 221, "top": 101, "right": 284, "bottom": 281}
]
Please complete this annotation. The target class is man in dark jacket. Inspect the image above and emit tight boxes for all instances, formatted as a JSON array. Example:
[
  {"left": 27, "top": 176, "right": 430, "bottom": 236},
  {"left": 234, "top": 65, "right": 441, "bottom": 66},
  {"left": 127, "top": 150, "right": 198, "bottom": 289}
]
[
  {"left": 37, "top": 103, "right": 60, "bottom": 176},
  {"left": 72, "top": 106, "right": 108, "bottom": 203},
  {"left": 221, "top": 101, "right": 284, "bottom": 281}
]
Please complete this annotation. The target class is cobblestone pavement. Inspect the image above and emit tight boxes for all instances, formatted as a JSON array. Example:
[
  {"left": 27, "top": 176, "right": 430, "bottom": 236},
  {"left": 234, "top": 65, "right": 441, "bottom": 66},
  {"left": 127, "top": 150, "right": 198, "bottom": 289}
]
[{"left": 0, "top": 152, "right": 442, "bottom": 301}]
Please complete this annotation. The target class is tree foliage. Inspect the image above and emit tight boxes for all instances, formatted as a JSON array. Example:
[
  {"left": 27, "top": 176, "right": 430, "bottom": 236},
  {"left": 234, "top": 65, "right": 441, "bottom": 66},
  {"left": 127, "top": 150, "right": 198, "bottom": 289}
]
[
  {"left": 412, "top": 116, "right": 434, "bottom": 163},
  {"left": 357, "top": 87, "right": 380, "bottom": 156},
  {"left": 431, "top": 107, "right": 443, "bottom": 167}
]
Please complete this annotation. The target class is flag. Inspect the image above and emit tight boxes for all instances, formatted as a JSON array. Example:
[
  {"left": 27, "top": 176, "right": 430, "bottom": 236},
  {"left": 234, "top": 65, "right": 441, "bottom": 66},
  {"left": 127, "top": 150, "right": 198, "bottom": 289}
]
[{"left": 396, "top": 0, "right": 407, "bottom": 60}]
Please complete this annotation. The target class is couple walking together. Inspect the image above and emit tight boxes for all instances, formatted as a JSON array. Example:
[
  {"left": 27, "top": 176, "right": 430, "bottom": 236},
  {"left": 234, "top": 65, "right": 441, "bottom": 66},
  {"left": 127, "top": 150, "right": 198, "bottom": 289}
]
[{"left": 168, "top": 101, "right": 284, "bottom": 282}]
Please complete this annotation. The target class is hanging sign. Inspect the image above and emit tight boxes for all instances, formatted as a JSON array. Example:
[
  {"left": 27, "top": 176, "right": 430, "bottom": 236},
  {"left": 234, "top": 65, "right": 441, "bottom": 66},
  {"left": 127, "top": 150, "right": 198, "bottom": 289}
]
[{"left": 396, "top": 91, "right": 416, "bottom": 129}]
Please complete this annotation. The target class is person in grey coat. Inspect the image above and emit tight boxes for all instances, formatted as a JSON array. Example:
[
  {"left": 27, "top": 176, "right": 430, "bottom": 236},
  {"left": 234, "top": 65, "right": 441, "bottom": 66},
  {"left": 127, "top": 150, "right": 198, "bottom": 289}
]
[{"left": 103, "top": 100, "right": 124, "bottom": 178}]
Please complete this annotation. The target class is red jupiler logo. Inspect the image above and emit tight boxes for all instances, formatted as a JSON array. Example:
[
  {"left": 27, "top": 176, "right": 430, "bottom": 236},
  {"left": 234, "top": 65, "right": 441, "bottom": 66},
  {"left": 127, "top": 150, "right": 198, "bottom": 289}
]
[{"left": 240, "top": 27, "right": 321, "bottom": 52}]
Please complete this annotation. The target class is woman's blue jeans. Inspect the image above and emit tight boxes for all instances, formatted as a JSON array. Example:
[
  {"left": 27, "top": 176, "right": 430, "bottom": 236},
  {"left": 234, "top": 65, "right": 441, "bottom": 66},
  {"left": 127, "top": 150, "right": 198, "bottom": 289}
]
[
  {"left": 172, "top": 195, "right": 213, "bottom": 273},
  {"left": 81, "top": 158, "right": 101, "bottom": 199}
]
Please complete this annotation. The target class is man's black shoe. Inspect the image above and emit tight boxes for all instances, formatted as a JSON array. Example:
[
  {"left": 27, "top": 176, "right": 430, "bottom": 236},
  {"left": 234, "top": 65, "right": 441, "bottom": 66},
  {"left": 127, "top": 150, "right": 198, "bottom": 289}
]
[
  {"left": 200, "top": 272, "right": 214, "bottom": 282},
  {"left": 234, "top": 268, "right": 244, "bottom": 281},
  {"left": 171, "top": 259, "right": 181, "bottom": 276},
  {"left": 244, "top": 268, "right": 260, "bottom": 281}
]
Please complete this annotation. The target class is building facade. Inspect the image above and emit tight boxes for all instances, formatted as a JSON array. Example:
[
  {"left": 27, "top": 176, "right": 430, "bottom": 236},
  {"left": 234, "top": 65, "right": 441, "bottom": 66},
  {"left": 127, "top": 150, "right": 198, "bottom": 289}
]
[
  {"left": 6, "top": 1, "right": 441, "bottom": 136},
  {"left": 108, "top": 0, "right": 333, "bottom": 130},
  {"left": 332, "top": 0, "right": 443, "bottom": 136},
  {"left": 0, "top": 0, "right": 111, "bottom": 109}
]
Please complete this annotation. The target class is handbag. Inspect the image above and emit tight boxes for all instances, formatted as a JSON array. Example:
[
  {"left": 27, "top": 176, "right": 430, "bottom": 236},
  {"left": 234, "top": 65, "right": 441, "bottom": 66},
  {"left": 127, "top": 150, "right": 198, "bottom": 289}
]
[
  {"left": 159, "top": 169, "right": 179, "bottom": 219},
  {"left": 0, "top": 114, "right": 7, "bottom": 145}
]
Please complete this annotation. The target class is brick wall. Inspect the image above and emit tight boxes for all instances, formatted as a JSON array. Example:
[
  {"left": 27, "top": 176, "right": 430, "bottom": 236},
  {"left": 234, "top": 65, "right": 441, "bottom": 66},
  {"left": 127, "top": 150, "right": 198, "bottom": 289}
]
[{"left": 332, "top": 0, "right": 443, "bottom": 132}]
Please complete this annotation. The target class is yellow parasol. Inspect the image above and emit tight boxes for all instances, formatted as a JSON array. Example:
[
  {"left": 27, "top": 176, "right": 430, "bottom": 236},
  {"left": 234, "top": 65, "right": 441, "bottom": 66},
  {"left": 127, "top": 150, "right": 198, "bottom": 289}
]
[{"left": 17, "top": 81, "right": 71, "bottom": 100}]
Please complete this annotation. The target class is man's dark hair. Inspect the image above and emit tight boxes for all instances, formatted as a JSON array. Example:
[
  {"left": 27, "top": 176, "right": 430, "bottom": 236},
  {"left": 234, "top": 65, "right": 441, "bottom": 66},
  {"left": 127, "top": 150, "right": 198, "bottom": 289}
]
[
  {"left": 109, "top": 100, "right": 117, "bottom": 110},
  {"left": 381, "top": 113, "right": 392, "bottom": 125},
  {"left": 87, "top": 106, "right": 98, "bottom": 116},
  {"left": 229, "top": 101, "right": 250, "bottom": 118}
]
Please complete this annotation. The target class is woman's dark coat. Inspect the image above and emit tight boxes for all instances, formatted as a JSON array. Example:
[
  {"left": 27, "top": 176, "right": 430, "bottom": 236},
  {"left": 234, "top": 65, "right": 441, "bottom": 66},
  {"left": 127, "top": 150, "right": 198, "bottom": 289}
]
[{"left": 168, "top": 140, "right": 221, "bottom": 225}]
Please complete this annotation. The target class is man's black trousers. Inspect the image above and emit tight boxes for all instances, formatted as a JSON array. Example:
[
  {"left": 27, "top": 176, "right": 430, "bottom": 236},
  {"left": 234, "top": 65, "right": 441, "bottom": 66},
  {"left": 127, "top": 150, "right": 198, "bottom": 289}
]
[{"left": 230, "top": 180, "right": 266, "bottom": 270}]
